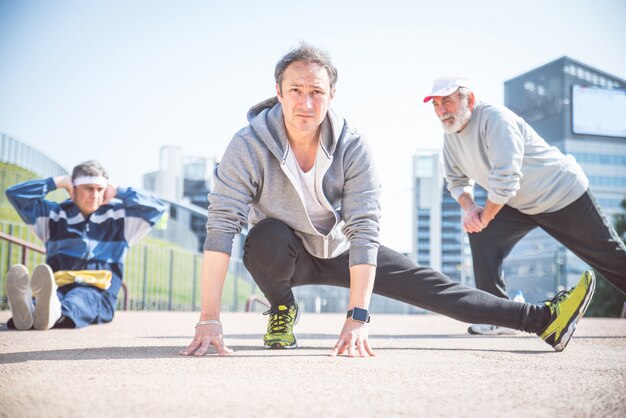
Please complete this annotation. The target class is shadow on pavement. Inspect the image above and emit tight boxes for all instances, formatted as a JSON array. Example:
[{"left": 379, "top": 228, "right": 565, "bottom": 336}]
[
  {"left": 148, "top": 333, "right": 510, "bottom": 339},
  {"left": 0, "top": 342, "right": 562, "bottom": 364},
  {"left": 142, "top": 332, "right": 625, "bottom": 340}
]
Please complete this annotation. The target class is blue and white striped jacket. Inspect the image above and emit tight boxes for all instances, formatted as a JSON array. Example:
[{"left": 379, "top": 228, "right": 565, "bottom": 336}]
[{"left": 6, "top": 177, "right": 166, "bottom": 295}]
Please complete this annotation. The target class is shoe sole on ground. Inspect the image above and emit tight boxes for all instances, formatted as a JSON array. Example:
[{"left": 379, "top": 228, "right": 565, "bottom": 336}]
[
  {"left": 5, "top": 264, "right": 34, "bottom": 330},
  {"left": 263, "top": 305, "right": 301, "bottom": 349},
  {"left": 31, "top": 264, "right": 61, "bottom": 330},
  {"left": 264, "top": 341, "right": 298, "bottom": 349},
  {"left": 552, "top": 273, "right": 596, "bottom": 352},
  {"left": 467, "top": 325, "right": 518, "bottom": 336}
]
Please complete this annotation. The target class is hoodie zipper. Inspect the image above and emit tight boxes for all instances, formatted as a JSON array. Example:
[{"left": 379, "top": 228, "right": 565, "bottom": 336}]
[{"left": 280, "top": 155, "right": 334, "bottom": 259}]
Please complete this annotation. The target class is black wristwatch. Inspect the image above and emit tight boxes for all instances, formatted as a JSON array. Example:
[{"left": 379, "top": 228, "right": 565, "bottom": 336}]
[{"left": 347, "top": 307, "right": 370, "bottom": 323}]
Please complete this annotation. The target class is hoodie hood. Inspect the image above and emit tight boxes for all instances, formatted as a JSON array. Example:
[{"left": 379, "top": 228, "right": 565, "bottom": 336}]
[{"left": 246, "top": 96, "right": 344, "bottom": 163}]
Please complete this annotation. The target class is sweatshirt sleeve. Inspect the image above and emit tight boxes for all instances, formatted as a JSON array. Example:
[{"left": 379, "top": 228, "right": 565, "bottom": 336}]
[
  {"left": 203, "top": 134, "right": 257, "bottom": 255},
  {"left": 115, "top": 187, "right": 166, "bottom": 245},
  {"left": 340, "top": 134, "right": 381, "bottom": 267},
  {"left": 443, "top": 143, "right": 475, "bottom": 201},
  {"left": 5, "top": 177, "right": 60, "bottom": 243},
  {"left": 482, "top": 108, "right": 524, "bottom": 205}
]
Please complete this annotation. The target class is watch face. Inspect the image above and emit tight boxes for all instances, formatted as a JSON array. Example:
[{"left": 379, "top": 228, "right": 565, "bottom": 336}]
[{"left": 351, "top": 307, "right": 369, "bottom": 323}]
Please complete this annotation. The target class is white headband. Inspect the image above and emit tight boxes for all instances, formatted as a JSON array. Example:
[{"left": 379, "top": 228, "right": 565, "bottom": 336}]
[{"left": 73, "top": 176, "right": 108, "bottom": 187}]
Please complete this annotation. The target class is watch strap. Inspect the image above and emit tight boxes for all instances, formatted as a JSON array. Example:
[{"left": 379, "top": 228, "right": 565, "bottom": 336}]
[{"left": 346, "top": 307, "right": 371, "bottom": 323}]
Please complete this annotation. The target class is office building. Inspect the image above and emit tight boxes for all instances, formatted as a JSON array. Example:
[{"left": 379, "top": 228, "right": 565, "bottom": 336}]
[
  {"left": 503, "top": 56, "right": 626, "bottom": 300},
  {"left": 412, "top": 151, "right": 486, "bottom": 287},
  {"left": 144, "top": 146, "right": 217, "bottom": 252}
]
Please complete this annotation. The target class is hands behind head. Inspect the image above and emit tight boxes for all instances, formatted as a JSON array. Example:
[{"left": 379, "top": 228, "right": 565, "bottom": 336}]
[
  {"left": 102, "top": 183, "right": 117, "bottom": 205},
  {"left": 54, "top": 175, "right": 74, "bottom": 198}
]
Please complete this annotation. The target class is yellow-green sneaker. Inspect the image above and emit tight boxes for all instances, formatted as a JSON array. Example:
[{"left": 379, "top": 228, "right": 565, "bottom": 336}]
[
  {"left": 538, "top": 271, "right": 596, "bottom": 352},
  {"left": 263, "top": 304, "right": 299, "bottom": 349}
]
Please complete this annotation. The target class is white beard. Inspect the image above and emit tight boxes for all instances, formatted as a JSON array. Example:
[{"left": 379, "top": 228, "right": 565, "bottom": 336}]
[{"left": 440, "top": 97, "right": 472, "bottom": 134}]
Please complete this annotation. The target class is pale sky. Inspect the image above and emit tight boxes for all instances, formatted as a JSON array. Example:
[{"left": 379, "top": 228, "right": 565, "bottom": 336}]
[{"left": 1, "top": 0, "right": 625, "bottom": 252}]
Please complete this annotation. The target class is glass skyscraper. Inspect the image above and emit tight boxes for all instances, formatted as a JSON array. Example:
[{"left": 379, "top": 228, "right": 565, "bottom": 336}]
[{"left": 412, "top": 151, "right": 486, "bottom": 287}]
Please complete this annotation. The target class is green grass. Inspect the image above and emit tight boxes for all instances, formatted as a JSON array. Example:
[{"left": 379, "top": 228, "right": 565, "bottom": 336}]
[{"left": 1, "top": 162, "right": 70, "bottom": 222}]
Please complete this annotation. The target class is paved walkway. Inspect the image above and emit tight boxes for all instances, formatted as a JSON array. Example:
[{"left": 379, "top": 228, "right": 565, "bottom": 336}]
[{"left": 1, "top": 310, "right": 625, "bottom": 418}]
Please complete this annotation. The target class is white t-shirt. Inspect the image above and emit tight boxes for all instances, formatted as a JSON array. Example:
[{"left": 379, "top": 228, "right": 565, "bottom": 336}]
[{"left": 286, "top": 144, "right": 335, "bottom": 235}]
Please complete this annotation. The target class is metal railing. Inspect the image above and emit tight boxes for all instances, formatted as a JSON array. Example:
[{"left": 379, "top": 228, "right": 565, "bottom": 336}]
[
  {"left": 0, "top": 133, "right": 68, "bottom": 178},
  {"left": 0, "top": 221, "right": 419, "bottom": 315},
  {"left": 0, "top": 231, "right": 45, "bottom": 265},
  {"left": 0, "top": 227, "right": 129, "bottom": 310},
  {"left": 0, "top": 221, "right": 259, "bottom": 313}
]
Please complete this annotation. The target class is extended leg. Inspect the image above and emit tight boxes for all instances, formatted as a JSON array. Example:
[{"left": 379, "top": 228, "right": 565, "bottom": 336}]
[{"left": 535, "top": 190, "right": 626, "bottom": 294}]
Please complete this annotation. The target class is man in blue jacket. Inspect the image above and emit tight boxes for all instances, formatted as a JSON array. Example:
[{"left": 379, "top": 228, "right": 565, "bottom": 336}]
[{"left": 5, "top": 160, "right": 165, "bottom": 330}]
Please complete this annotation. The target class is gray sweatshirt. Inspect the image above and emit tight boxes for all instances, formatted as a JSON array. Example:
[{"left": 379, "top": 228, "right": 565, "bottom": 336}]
[
  {"left": 203, "top": 97, "right": 381, "bottom": 266},
  {"left": 443, "top": 101, "right": 589, "bottom": 214}
]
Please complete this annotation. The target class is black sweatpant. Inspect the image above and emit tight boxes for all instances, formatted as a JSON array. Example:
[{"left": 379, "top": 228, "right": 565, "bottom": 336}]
[
  {"left": 470, "top": 190, "right": 626, "bottom": 299},
  {"left": 243, "top": 219, "right": 546, "bottom": 333}
]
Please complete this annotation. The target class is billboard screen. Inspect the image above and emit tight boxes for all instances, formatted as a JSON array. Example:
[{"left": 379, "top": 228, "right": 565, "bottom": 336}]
[{"left": 572, "top": 85, "right": 626, "bottom": 138}]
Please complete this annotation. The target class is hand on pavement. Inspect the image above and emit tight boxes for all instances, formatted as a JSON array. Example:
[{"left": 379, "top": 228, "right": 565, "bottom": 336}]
[
  {"left": 329, "top": 319, "right": 375, "bottom": 358},
  {"left": 179, "top": 323, "right": 233, "bottom": 357}
]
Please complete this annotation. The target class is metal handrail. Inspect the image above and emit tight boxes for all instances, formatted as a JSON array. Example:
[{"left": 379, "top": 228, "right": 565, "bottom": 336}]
[
  {"left": 0, "top": 230, "right": 45, "bottom": 264},
  {"left": 0, "top": 231, "right": 129, "bottom": 310},
  {"left": 245, "top": 294, "right": 270, "bottom": 312}
]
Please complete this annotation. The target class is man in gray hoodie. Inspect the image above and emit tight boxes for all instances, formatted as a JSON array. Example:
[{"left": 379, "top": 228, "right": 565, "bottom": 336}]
[
  {"left": 180, "top": 44, "right": 595, "bottom": 358},
  {"left": 424, "top": 76, "right": 626, "bottom": 336}
]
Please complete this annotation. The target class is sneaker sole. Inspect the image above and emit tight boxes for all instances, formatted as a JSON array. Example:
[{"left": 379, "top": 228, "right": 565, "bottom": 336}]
[
  {"left": 553, "top": 273, "right": 596, "bottom": 352},
  {"left": 467, "top": 325, "right": 518, "bottom": 336},
  {"left": 31, "top": 264, "right": 61, "bottom": 330},
  {"left": 264, "top": 342, "right": 298, "bottom": 349},
  {"left": 6, "top": 264, "right": 34, "bottom": 330}
]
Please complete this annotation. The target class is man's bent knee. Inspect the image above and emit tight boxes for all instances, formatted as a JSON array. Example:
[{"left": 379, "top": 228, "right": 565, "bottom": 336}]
[{"left": 244, "top": 219, "right": 295, "bottom": 266}]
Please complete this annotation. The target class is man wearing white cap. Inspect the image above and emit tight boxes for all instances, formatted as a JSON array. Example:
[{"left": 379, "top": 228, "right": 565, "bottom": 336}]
[
  {"left": 424, "top": 77, "right": 626, "bottom": 335},
  {"left": 4, "top": 160, "right": 165, "bottom": 330}
]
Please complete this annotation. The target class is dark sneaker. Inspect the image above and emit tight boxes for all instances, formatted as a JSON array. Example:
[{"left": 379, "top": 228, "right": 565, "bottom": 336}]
[
  {"left": 263, "top": 304, "right": 299, "bottom": 349},
  {"left": 5, "top": 264, "right": 34, "bottom": 330},
  {"left": 538, "top": 271, "right": 596, "bottom": 352}
]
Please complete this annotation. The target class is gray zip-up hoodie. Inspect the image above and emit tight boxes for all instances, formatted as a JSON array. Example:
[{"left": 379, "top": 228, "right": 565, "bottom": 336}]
[
  {"left": 443, "top": 101, "right": 588, "bottom": 214},
  {"left": 203, "top": 97, "right": 381, "bottom": 267}
]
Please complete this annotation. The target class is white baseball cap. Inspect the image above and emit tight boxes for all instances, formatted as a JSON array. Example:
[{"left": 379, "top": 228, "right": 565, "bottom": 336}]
[{"left": 423, "top": 76, "right": 472, "bottom": 103}]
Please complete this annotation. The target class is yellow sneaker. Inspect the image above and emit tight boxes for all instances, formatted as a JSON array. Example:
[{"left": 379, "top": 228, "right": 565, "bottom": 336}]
[
  {"left": 263, "top": 304, "right": 299, "bottom": 349},
  {"left": 538, "top": 271, "right": 596, "bottom": 352}
]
